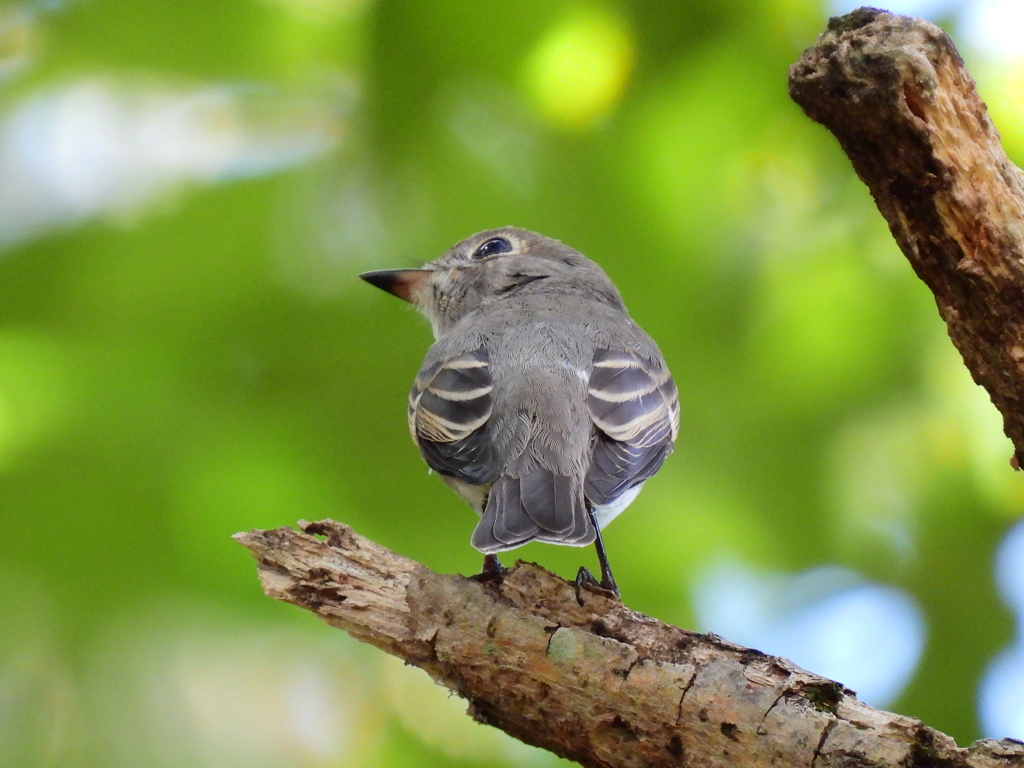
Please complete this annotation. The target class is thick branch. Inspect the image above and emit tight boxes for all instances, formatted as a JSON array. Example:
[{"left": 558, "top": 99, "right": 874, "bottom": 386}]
[
  {"left": 235, "top": 520, "right": 1024, "bottom": 768},
  {"left": 789, "top": 8, "right": 1024, "bottom": 466}
]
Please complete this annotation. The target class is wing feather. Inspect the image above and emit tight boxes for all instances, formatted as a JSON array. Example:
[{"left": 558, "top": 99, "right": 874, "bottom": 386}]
[
  {"left": 409, "top": 348, "right": 497, "bottom": 485},
  {"left": 585, "top": 349, "right": 679, "bottom": 506}
]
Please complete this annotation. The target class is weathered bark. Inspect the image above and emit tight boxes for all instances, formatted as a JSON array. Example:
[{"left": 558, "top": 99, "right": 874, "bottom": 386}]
[
  {"left": 789, "top": 7, "right": 1024, "bottom": 467},
  {"left": 235, "top": 520, "right": 1024, "bottom": 768}
]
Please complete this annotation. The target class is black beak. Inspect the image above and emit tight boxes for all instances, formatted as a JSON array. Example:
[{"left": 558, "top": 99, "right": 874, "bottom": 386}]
[{"left": 359, "top": 268, "right": 431, "bottom": 304}]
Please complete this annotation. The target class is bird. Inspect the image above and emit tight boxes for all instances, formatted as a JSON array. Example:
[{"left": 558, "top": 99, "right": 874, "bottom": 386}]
[{"left": 359, "top": 227, "right": 678, "bottom": 596}]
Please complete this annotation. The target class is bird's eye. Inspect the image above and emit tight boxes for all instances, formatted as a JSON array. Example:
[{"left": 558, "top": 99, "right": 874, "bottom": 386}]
[{"left": 472, "top": 237, "right": 513, "bottom": 260}]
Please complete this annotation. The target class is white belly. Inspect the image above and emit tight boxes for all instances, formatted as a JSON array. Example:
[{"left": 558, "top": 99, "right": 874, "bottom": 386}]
[
  {"left": 441, "top": 474, "right": 490, "bottom": 514},
  {"left": 591, "top": 483, "right": 644, "bottom": 529}
]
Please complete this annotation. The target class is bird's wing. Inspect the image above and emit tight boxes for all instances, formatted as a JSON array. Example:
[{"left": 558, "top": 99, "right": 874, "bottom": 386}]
[
  {"left": 585, "top": 349, "right": 679, "bottom": 506},
  {"left": 408, "top": 347, "right": 497, "bottom": 486}
]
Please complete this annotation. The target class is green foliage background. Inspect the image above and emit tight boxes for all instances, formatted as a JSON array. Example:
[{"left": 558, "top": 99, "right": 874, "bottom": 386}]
[{"left": 2, "top": 0, "right": 1023, "bottom": 765}]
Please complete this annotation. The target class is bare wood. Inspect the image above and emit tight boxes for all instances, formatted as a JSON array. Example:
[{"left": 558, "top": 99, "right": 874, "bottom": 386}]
[
  {"left": 235, "top": 520, "right": 1024, "bottom": 767},
  {"left": 789, "top": 8, "right": 1024, "bottom": 467}
]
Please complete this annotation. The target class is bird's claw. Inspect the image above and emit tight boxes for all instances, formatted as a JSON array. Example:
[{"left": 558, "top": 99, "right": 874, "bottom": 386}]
[{"left": 574, "top": 566, "right": 619, "bottom": 605}]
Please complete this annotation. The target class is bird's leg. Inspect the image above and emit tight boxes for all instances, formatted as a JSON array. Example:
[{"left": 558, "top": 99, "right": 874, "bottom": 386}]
[
  {"left": 592, "top": 527, "right": 619, "bottom": 595},
  {"left": 574, "top": 508, "right": 620, "bottom": 603},
  {"left": 470, "top": 554, "right": 505, "bottom": 584},
  {"left": 481, "top": 553, "right": 505, "bottom": 576}
]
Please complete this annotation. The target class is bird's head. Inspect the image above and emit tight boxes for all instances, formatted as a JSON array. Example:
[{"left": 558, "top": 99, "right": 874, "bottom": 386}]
[{"left": 360, "top": 227, "right": 623, "bottom": 338}]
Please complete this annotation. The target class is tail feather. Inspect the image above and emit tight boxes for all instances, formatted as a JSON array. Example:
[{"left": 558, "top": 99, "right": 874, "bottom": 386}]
[
  {"left": 491, "top": 478, "right": 539, "bottom": 546},
  {"left": 471, "top": 471, "right": 595, "bottom": 554},
  {"left": 519, "top": 471, "right": 577, "bottom": 536}
]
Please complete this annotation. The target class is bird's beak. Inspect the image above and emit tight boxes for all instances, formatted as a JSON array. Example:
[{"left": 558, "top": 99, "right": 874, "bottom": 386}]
[{"left": 359, "top": 268, "right": 432, "bottom": 304}]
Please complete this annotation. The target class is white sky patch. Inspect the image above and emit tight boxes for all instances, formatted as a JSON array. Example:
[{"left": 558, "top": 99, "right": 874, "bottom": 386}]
[
  {"left": 828, "top": 0, "right": 1024, "bottom": 58},
  {"left": 959, "top": 0, "right": 1024, "bottom": 57},
  {"left": 692, "top": 561, "right": 925, "bottom": 708},
  {"left": 979, "top": 519, "right": 1024, "bottom": 739},
  {"left": 0, "top": 77, "right": 341, "bottom": 249}
]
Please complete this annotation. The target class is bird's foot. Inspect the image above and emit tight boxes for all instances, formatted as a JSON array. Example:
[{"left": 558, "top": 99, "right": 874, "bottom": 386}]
[
  {"left": 574, "top": 566, "right": 619, "bottom": 605},
  {"left": 471, "top": 554, "right": 506, "bottom": 584}
]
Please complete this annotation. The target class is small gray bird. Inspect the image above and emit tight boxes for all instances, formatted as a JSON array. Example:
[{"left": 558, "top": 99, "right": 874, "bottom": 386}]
[{"left": 360, "top": 227, "right": 678, "bottom": 595}]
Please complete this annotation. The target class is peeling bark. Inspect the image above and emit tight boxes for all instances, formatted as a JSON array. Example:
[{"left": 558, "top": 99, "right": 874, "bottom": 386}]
[
  {"left": 789, "top": 7, "right": 1024, "bottom": 467},
  {"left": 235, "top": 520, "right": 1024, "bottom": 767}
]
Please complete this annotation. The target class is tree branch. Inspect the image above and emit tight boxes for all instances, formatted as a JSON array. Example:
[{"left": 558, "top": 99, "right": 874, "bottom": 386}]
[
  {"left": 789, "top": 7, "right": 1024, "bottom": 467},
  {"left": 235, "top": 520, "right": 1024, "bottom": 767}
]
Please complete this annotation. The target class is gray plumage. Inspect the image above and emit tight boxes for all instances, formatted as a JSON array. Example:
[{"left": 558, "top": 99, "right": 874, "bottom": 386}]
[{"left": 362, "top": 227, "right": 679, "bottom": 562}]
